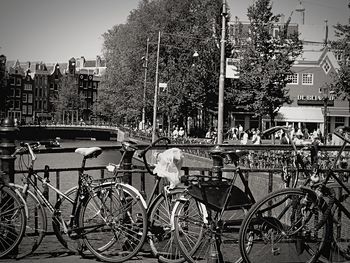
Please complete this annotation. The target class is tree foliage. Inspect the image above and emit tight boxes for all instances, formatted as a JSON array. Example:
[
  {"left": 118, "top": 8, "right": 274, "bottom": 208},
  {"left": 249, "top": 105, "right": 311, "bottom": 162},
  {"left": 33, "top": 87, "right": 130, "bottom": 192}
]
[
  {"left": 51, "top": 75, "right": 85, "bottom": 120},
  {"left": 330, "top": 3, "right": 350, "bottom": 100},
  {"left": 98, "top": 0, "right": 224, "bottom": 129},
  {"left": 227, "top": 0, "right": 303, "bottom": 126}
]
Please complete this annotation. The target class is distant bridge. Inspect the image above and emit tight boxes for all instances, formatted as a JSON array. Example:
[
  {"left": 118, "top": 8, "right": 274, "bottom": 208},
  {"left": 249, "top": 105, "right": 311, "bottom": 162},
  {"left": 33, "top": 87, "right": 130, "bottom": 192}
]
[{"left": 18, "top": 124, "right": 123, "bottom": 141}]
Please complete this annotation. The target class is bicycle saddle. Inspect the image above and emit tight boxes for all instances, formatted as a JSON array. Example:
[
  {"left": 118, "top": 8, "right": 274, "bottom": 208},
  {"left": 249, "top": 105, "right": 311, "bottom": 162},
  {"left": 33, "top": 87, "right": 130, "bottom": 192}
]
[{"left": 75, "top": 147, "right": 102, "bottom": 159}]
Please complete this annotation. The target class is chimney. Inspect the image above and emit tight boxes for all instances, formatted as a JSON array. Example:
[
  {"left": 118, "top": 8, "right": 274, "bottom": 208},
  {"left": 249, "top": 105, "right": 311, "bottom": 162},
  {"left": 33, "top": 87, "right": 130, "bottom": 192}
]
[
  {"left": 80, "top": 56, "right": 85, "bottom": 68},
  {"left": 96, "top": 55, "right": 101, "bottom": 67},
  {"left": 324, "top": 20, "right": 328, "bottom": 46}
]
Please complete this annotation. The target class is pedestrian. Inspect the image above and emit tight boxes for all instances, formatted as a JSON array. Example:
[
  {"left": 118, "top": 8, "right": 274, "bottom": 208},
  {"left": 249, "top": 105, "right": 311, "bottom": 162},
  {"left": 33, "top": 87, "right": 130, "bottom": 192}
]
[
  {"left": 241, "top": 130, "right": 249, "bottom": 145},
  {"left": 252, "top": 131, "right": 262, "bottom": 144},
  {"left": 172, "top": 126, "right": 179, "bottom": 139},
  {"left": 178, "top": 127, "right": 185, "bottom": 138},
  {"left": 280, "top": 132, "right": 290, "bottom": 144},
  {"left": 238, "top": 124, "right": 243, "bottom": 140}
]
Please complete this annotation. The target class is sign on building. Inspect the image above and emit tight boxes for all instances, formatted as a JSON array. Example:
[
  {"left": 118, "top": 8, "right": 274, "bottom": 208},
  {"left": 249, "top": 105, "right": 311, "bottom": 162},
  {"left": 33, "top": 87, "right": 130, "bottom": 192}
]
[{"left": 226, "top": 58, "right": 240, "bottom": 79}]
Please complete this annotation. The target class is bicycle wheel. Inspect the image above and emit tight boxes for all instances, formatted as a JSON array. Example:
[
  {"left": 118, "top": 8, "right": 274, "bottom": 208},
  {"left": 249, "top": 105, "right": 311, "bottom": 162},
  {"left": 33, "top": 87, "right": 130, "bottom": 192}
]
[
  {"left": 79, "top": 183, "right": 147, "bottom": 262},
  {"left": 0, "top": 185, "right": 26, "bottom": 258},
  {"left": 148, "top": 188, "right": 185, "bottom": 263},
  {"left": 174, "top": 192, "right": 247, "bottom": 263},
  {"left": 52, "top": 186, "right": 83, "bottom": 254},
  {"left": 324, "top": 183, "right": 350, "bottom": 262},
  {"left": 11, "top": 184, "right": 47, "bottom": 259},
  {"left": 239, "top": 188, "right": 328, "bottom": 263}
]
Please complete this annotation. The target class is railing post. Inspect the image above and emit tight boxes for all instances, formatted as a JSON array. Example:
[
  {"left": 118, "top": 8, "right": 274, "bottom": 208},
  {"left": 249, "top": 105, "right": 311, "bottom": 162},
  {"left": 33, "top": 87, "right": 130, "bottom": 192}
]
[
  {"left": 210, "top": 145, "right": 224, "bottom": 178},
  {"left": 121, "top": 149, "right": 135, "bottom": 185},
  {"left": 0, "top": 118, "right": 19, "bottom": 184}
]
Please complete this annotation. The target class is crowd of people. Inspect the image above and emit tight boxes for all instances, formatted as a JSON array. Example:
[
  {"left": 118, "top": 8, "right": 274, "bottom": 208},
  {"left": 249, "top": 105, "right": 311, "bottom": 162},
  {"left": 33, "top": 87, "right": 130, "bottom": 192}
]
[{"left": 225, "top": 124, "right": 262, "bottom": 145}]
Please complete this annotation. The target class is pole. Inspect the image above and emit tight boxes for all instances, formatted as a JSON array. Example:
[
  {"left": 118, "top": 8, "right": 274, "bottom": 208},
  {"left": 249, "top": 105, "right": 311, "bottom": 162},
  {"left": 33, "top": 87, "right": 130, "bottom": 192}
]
[
  {"left": 217, "top": 0, "right": 227, "bottom": 144},
  {"left": 152, "top": 31, "right": 161, "bottom": 142},
  {"left": 142, "top": 38, "right": 149, "bottom": 130},
  {"left": 324, "top": 96, "right": 328, "bottom": 145}
]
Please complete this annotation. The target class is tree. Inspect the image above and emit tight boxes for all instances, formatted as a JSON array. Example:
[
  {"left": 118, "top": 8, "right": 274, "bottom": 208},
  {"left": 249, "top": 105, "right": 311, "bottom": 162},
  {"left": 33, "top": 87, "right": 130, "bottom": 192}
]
[
  {"left": 331, "top": 3, "right": 350, "bottom": 102},
  {"left": 51, "top": 74, "right": 85, "bottom": 123},
  {"left": 227, "top": 0, "right": 302, "bottom": 128},
  {"left": 98, "top": 0, "right": 224, "bottom": 132}
]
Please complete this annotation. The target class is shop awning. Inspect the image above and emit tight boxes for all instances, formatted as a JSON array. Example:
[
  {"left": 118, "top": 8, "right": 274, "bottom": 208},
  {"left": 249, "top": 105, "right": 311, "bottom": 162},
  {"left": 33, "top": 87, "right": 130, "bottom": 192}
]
[
  {"left": 275, "top": 107, "right": 324, "bottom": 123},
  {"left": 326, "top": 108, "right": 350, "bottom": 117}
]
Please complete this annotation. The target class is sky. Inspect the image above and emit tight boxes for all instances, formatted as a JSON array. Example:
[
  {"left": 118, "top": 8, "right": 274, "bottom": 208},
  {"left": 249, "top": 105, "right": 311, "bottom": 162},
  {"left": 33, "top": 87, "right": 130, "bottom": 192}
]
[{"left": 0, "top": 0, "right": 348, "bottom": 63}]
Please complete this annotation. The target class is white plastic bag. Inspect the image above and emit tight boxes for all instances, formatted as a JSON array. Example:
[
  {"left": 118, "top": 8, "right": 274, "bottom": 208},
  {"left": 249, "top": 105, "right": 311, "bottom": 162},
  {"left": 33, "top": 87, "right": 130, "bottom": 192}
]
[{"left": 153, "top": 148, "right": 184, "bottom": 189}]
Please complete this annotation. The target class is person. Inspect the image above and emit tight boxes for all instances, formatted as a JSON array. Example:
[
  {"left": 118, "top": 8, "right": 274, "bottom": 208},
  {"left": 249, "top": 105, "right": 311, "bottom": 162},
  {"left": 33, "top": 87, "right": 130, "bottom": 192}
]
[
  {"left": 332, "top": 128, "right": 344, "bottom": 145},
  {"left": 178, "top": 127, "right": 185, "bottom": 138},
  {"left": 293, "top": 133, "right": 304, "bottom": 145},
  {"left": 238, "top": 124, "right": 243, "bottom": 140},
  {"left": 172, "top": 127, "right": 179, "bottom": 139},
  {"left": 241, "top": 130, "right": 249, "bottom": 145},
  {"left": 280, "top": 132, "right": 290, "bottom": 144},
  {"left": 252, "top": 131, "right": 262, "bottom": 144}
]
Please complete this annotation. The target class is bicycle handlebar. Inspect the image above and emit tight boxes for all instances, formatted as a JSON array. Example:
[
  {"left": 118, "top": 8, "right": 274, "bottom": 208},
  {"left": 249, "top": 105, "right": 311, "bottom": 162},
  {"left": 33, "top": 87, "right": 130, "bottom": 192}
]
[{"left": 138, "top": 137, "right": 171, "bottom": 176}]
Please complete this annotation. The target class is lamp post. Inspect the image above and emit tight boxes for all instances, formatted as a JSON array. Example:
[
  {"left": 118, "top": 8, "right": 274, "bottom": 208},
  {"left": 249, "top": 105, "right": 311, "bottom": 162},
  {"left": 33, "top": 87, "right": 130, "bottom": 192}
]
[
  {"left": 141, "top": 38, "right": 149, "bottom": 131},
  {"left": 152, "top": 31, "right": 161, "bottom": 142},
  {"left": 217, "top": 0, "right": 227, "bottom": 144},
  {"left": 322, "top": 86, "right": 334, "bottom": 145}
]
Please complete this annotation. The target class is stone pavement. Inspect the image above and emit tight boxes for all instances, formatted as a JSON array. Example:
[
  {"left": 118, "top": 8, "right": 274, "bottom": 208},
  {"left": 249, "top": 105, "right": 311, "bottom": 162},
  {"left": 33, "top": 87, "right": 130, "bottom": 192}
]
[{"left": 0, "top": 235, "right": 158, "bottom": 263}]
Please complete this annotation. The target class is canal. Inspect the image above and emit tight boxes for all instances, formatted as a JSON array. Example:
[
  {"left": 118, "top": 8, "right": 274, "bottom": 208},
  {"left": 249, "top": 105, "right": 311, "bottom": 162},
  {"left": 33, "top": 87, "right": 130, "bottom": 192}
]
[{"left": 14, "top": 139, "right": 135, "bottom": 194}]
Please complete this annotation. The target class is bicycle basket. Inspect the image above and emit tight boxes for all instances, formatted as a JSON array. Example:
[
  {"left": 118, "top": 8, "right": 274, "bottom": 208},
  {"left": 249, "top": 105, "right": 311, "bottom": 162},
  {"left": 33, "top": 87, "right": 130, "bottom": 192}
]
[{"left": 187, "top": 179, "right": 253, "bottom": 211}]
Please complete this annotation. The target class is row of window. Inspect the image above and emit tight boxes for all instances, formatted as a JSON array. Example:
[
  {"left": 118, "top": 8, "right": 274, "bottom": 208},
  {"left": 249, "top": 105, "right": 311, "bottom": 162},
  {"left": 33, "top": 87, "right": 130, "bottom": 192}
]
[
  {"left": 22, "top": 105, "right": 33, "bottom": 115},
  {"left": 22, "top": 93, "right": 33, "bottom": 103},
  {"left": 287, "top": 73, "right": 314, "bottom": 85}
]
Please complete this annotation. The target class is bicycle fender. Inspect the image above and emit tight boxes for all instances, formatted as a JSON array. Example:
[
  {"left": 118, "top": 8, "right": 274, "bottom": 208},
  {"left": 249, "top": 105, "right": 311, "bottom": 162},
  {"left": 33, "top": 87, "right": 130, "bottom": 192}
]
[
  {"left": 170, "top": 197, "right": 208, "bottom": 231},
  {"left": 99, "top": 182, "right": 148, "bottom": 209},
  {"left": 9, "top": 183, "right": 29, "bottom": 218}
]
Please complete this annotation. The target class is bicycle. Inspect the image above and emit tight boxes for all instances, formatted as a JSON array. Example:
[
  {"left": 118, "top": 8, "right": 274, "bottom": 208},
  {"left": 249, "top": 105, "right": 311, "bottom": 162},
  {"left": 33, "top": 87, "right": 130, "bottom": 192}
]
[
  {"left": 86, "top": 137, "right": 188, "bottom": 263},
  {"left": 172, "top": 126, "right": 322, "bottom": 263},
  {"left": 238, "top": 125, "right": 350, "bottom": 263},
  {"left": 172, "top": 149, "right": 255, "bottom": 263},
  {"left": 0, "top": 172, "right": 26, "bottom": 258},
  {"left": 11, "top": 140, "right": 125, "bottom": 259}
]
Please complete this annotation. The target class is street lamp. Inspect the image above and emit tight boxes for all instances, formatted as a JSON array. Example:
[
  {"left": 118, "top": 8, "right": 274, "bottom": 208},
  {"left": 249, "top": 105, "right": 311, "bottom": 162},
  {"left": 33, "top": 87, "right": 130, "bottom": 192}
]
[
  {"left": 322, "top": 86, "right": 334, "bottom": 145},
  {"left": 141, "top": 38, "right": 149, "bottom": 131},
  {"left": 217, "top": 0, "right": 227, "bottom": 144}
]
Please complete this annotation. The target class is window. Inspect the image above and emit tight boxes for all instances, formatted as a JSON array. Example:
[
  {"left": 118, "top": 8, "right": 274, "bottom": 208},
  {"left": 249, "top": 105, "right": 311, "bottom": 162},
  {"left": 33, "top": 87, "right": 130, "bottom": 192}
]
[
  {"left": 24, "top": 84, "right": 32, "bottom": 91},
  {"left": 14, "top": 100, "right": 20, "bottom": 110},
  {"left": 287, "top": 73, "right": 298, "bottom": 84},
  {"left": 335, "top": 117, "right": 345, "bottom": 128},
  {"left": 322, "top": 61, "right": 330, "bottom": 74},
  {"left": 50, "top": 83, "right": 54, "bottom": 90},
  {"left": 22, "top": 105, "right": 27, "bottom": 115},
  {"left": 302, "top": 73, "right": 313, "bottom": 85},
  {"left": 10, "top": 78, "right": 15, "bottom": 85},
  {"left": 27, "top": 105, "right": 32, "bottom": 115},
  {"left": 28, "top": 94, "right": 33, "bottom": 103},
  {"left": 16, "top": 78, "right": 21, "bottom": 86},
  {"left": 15, "top": 88, "right": 21, "bottom": 97},
  {"left": 93, "top": 82, "right": 97, "bottom": 89},
  {"left": 22, "top": 93, "right": 27, "bottom": 103}
]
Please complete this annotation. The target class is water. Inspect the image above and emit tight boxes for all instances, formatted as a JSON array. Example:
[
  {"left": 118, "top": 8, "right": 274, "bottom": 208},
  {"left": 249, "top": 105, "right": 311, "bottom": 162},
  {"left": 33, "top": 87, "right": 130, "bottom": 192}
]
[{"left": 14, "top": 139, "right": 125, "bottom": 193}]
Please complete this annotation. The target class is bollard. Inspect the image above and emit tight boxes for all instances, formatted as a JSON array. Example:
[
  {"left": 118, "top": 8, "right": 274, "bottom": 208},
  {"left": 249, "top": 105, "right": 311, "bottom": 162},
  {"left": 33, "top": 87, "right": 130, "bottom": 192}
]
[
  {"left": 210, "top": 145, "right": 224, "bottom": 179},
  {"left": 120, "top": 141, "right": 137, "bottom": 185},
  {"left": 0, "top": 118, "right": 19, "bottom": 183}
]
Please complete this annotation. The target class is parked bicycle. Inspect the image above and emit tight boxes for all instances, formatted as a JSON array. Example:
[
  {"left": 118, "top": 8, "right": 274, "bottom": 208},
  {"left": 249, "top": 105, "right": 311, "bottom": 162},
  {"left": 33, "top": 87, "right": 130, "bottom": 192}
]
[
  {"left": 171, "top": 125, "right": 323, "bottom": 263},
  {"left": 171, "top": 149, "right": 255, "bottom": 263},
  {"left": 94, "top": 137, "right": 188, "bottom": 263},
  {"left": 10, "top": 140, "right": 126, "bottom": 259},
  {"left": 238, "top": 125, "right": 350, "bottom": 263},
  {"left": 0, "top": 172, "right": 26, "bottom": 258}
]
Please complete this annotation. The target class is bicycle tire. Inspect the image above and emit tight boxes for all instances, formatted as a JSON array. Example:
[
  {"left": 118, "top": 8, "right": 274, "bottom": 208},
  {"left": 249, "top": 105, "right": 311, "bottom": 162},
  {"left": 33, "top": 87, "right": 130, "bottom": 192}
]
[
  {"left": 148, "top": 188, "right": 186, "bottom": 263},
  {"left": 0, "top": 185, "right": 26, "bottom": 258},
  {"left": 323, "top": 182, "right": 350, "bottom": 262},
  {"left": 52, "top": 186, "right": 83, "bottom": 254},
  {"left": 239, "top": 188, "right": 328, "bottom": 263},
  {"left": 79, "top": 183, "right": 147, "bottom": 262},
  {"left": 174, "top": 192, "right": 247, "bottom": 263},
  {"left": 11, "top": 184, "right": 47, "bottom": 259}
]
